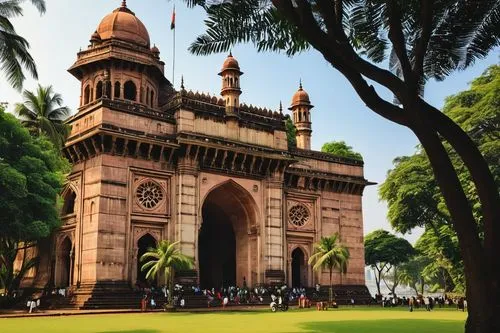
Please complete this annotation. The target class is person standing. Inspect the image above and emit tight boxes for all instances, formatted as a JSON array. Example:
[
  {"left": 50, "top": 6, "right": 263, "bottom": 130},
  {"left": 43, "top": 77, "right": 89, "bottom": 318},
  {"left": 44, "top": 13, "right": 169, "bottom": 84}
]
[
  {"left": 409, "top": 297, "right": 414, "bottom": 312},
  {"left": 424, "top": 296, "right": 430, "bottom": 311}
]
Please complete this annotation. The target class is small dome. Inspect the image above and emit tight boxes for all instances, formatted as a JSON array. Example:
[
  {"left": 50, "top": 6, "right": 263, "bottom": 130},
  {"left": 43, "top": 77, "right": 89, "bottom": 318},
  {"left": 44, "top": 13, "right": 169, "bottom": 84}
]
[
  {"left": 96, "top": 1, "right": 150, "bottom": 47},
  {"left": 290, "top": 83, "right": 311, "bottom": 108},
  {"left": 90, "top": 31, "right": 101, "bottom": 42},
  {"left": 220, "top": 52, "right": 241, "bottom": 72},
  {"left": 151, "top": 45, "right": 160, "bottom": 54}
]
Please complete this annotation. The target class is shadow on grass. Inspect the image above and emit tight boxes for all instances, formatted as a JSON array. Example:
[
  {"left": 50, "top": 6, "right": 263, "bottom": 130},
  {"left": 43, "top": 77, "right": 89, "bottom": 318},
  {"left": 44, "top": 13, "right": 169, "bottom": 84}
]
[
  {"left": 292, "top": 319, "right": 463, "bottom": 333},
  {"left": 97, "top": 330, "right": 160, "bottom": 333}
]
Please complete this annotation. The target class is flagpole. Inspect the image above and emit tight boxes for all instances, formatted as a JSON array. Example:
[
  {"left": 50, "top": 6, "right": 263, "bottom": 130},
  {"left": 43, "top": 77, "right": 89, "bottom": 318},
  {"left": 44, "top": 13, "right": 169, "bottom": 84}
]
[{"left": 172, "top": 4, "right": 176, "bottom": 87}]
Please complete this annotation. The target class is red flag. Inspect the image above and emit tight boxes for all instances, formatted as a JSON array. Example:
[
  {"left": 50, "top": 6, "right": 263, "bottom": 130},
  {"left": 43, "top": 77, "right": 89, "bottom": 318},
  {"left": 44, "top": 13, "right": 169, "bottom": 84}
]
[{"left": 170, "top": 7, "right": 176, "bottom": 30}]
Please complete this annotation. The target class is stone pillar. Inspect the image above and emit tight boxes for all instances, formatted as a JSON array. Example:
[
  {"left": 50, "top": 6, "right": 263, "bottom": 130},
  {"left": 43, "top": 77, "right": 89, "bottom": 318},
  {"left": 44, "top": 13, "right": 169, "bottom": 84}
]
[
  {"left": 264, "top": 177, "right": 285, "bottom": 284},
  {"left": 175, "top": 156, "right": 199, "bottom": 283}
]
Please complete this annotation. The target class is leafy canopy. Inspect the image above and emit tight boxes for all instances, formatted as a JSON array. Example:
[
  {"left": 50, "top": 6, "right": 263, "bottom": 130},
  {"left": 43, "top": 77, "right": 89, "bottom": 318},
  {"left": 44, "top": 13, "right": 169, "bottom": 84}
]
[
  {"left": 364, "top": 229, "right": 414, "bottom": 267},
  {"left": 321, "top": 141, "right": 363, "bottom": 161},
  {"left": 0, "top": 107, "right": 69, "bottom": 242}
]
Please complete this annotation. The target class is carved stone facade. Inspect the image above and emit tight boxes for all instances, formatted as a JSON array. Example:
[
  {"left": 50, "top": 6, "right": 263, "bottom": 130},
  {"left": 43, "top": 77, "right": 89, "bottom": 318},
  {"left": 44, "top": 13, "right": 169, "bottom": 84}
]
[{"left": 31, "top": 2, "right": 371, "bottom": 292}]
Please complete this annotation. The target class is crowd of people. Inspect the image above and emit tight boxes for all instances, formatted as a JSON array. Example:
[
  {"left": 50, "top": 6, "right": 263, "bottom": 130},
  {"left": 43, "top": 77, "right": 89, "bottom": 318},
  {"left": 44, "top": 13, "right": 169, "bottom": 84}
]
[{"left": 376, "top": 294, "right": 468, "bottom": 312}]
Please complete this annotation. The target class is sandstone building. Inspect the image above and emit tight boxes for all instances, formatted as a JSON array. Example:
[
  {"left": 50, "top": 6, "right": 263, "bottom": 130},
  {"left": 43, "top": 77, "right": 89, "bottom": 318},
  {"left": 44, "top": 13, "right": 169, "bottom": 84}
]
[{"left": 34, "top": 2, "right": 371, "bottom": 299}]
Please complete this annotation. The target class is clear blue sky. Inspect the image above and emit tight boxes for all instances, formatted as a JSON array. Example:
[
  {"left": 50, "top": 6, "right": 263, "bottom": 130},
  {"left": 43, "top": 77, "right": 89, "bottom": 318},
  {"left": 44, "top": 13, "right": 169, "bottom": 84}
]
[{"left": 1, "top": 0, "right": 498, "bottom": 243}]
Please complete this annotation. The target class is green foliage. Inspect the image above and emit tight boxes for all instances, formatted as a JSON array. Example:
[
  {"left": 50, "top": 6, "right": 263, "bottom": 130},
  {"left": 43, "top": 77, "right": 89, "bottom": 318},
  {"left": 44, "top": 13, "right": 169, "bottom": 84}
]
[
  {"left": 321, "top": 141, "right": 363, "bottom": 161},
  {"left": 140, "top": 240, "right": 194, "bottom": 304},
  {"left": 0, "top": 0, "right": 46, "bottom": 90},
  {"left": 308, "top": 233, "right": 350, "bottom": 302},
  {"left": 364, "top": 230, "right": 415, "bottom": 267},
  {"left": 398, "top": 255, "right": 432, "bottom": 295},
  {"left": 0, "top": 107, "right": 69, "bottom": 294},
  {"left": 184, "top": 1, "right": 499, "bottom": 82},
  {"left": 285, "top": 115, "right": 296, "bottom": 148},
  {"left": 379, "top": 65, "right": 499, "bottom": 293},
  {"left": 364, "top": 229, "right": 414, "bottom": 296},
  {"left": 15, "top": 84, "right": 71, "bottom": 148}
]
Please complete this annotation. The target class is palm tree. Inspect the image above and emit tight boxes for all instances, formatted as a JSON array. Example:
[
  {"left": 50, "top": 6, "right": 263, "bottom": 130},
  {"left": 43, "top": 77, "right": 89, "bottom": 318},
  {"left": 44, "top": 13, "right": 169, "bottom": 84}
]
[
  {"left": 308, "top": 233, "right": 350, "bottom": 303},
  {"left": 140, "top": 240, "right": 194, "bottom": 305},
  {"left": 15, "top": 84, "right": 71, "bottom": 148},
  {"left": 0, "top": 0, "right": 46, "bottom": 90}
]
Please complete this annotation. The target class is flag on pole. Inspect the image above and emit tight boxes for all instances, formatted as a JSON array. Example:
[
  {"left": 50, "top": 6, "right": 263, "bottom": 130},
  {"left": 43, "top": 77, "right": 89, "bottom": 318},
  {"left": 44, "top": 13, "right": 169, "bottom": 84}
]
[{"left": 170, "top": 6, "right": 176, "bottom": 30}]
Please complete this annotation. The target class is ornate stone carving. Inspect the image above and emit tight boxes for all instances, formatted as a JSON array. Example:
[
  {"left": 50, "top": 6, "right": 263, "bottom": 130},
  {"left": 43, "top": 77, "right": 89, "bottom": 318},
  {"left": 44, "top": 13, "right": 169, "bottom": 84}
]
[
  {"left": 136, "top": 180, "right": 164, "bottom": 210},
  {"left": 288, "top": 203, "right": 310, "bottom": 227}
]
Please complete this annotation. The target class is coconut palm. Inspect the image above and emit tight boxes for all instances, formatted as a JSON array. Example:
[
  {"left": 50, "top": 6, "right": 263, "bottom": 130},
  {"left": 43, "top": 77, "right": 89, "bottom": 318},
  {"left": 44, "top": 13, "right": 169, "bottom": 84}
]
[
  {"left": 308, "top": 233, "right": 350, "bottom": 303},
  {"left": 0, "top": 0, "right": 46, "bottom": 90},
  {"left": 15, "top": 84, "right": 71, "bottom": 148},
  {"left": 140, "top": 240, "right": 194, "bottom": 305}
]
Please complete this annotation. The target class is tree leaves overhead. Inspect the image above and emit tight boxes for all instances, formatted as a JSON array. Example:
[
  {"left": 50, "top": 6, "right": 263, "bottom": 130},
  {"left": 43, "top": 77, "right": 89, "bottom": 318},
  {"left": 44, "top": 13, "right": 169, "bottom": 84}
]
[
  {"left": 0, "top": 0, "right": 46, "bottom": 90},
  {"left": 185, "top": 0, "right": 500, "bottom": 84},
  {"left": 189, "top": 1, "right": 309, "bottom": 56}
]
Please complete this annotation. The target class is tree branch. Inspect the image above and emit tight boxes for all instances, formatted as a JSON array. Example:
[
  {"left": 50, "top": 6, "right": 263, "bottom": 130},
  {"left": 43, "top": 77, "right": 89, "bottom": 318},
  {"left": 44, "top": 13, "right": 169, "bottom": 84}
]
[
  {"left": 273, "top": 0, "right": 408, "bottom": 126},
  {"left": 385, "top": 0, "right": 417, "bottom": 99},
  {"left": 412, "top": 0, "right": 433, "bottom": 81}
]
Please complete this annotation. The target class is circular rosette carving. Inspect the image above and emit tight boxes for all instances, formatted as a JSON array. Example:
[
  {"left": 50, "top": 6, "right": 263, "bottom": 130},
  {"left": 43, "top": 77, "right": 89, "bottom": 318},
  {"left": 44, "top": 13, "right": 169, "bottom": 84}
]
[
  {"left": 136, "top": 180, "right": 164, "bottom": 210},
  {"left": 288, "top": 204, "right": 310, "bottom": 227}
]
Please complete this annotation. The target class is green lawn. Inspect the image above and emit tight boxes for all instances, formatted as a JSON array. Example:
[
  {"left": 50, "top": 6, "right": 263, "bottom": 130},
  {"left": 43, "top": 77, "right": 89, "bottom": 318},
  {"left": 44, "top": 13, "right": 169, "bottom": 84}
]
[{"left": 0, "top": 307, "right": 467, "bottom": 333}]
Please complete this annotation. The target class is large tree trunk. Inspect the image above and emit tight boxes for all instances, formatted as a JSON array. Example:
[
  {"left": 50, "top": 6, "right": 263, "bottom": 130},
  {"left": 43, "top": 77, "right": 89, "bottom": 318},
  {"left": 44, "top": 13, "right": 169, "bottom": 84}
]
[{"left": 410, "top": 118, "right": 498, "bottom": 333}]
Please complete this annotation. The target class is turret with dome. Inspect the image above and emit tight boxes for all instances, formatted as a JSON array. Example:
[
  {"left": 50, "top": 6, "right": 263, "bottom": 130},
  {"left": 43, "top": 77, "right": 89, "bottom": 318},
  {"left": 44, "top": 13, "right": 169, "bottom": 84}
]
[
  {"left": 68, "top": 0, "right": 171, "bottom": 110},
  {"left": 289, "top": 81, "right": 313, "bottom": 150}
]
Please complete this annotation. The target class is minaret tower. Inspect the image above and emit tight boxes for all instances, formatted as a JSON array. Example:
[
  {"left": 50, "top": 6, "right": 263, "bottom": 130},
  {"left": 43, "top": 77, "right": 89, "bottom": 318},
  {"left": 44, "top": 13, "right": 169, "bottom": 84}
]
[
  {"left": 289, "top": 81, "right": 314, "bottom": 150},
  {"left": 219, "top": 52, "right": 243, "bottom": 118}
]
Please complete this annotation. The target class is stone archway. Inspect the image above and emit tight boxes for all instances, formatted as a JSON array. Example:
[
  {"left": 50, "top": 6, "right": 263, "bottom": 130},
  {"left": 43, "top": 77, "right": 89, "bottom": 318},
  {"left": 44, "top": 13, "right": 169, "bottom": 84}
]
[
  {"left": 56, "top": 236, "right": 73, "bottom": 287},
  {"left": 136, "top": 233, "right": 157, "bottom": 286},
  {"left": 198, "top": 181, "right": 258, "bottom": 288},
  {"left": 291, "top": 247, "right": 306, "bottom": 288}
]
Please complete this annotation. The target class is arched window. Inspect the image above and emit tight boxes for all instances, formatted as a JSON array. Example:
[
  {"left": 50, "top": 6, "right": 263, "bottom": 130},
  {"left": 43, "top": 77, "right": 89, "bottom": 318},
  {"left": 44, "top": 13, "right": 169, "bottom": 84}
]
[
  {"left": 230, "top": 77, "right": 233, "bottom": 87},
  {"left": 124, "top": 80, "right": 137, "bottom": 101},
  {"left": 235, "top": 77, "right": 238, "bottom": 87},
  {"left": 150, "top": 90, "right": 155, "bottom": 107},
  {"left": 146, "top": 87, "right": 149, "bottom": 105},
  {"left": 83, "top": 85, "right": 90, "bottom": 105},
  {"left": 95, "top": 81, "right": 103, "bottom": 99},
  {"left": 298, "top": 111, "right": 302, "bottom": 122},
  {"left": 62, "top": 190, "right": 77, "bottom": 215},
  {"left": 114, "top": 82, "right": 121, "bottom": 98},
  {"left": 105, "top": 81, "right": 111, "bottom": 98}
]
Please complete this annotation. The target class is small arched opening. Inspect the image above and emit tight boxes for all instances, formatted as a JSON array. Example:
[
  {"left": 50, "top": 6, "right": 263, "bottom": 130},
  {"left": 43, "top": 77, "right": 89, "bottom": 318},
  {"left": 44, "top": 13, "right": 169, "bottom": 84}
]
[
  {"left": 95, "top": 81, "right": 103, "bottom": 99},
  {"left": 291, "top": 247, "right": 306, "bottom": 288},
  {"left": 62, "top": 190, "right": 76, "bottom": 215},
  {"left": 137, "top": 234, "right": 158, "bottom": 286},
  {"left": 57, "top": 237, "right": 73, "bottom": 287},
  {"left": 150, "top": 90, "right": 155, "bottom": 107},
  {"left": 114, "top": 82, "right": 121, "bottom": 98},
  {"left": 83, "top": 85, "right": 90, "bottom": 105},
  {"left": 124, "top": 81, "right": 137, "bottom": 101}
]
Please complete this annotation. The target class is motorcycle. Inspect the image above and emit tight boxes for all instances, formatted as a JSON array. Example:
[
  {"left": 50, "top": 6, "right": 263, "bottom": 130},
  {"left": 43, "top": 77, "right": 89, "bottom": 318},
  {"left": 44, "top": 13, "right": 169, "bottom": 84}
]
[{"left": 270, "top": 295, "right": 289, "bottom": 312}]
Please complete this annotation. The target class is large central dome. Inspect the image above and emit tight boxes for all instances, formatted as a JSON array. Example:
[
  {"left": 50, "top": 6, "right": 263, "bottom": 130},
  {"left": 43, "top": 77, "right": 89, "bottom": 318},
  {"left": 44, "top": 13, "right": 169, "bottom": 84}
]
[{"left": 96, "top": 1, "right": 150, "bottom": 47}]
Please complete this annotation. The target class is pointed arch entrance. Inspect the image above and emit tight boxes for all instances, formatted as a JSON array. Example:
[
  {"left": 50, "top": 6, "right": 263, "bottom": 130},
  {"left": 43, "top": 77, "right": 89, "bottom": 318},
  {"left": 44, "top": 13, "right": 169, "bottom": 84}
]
[
  {"left": 136, "top": 234, "right": 157, "bottom": 286},
  {"left": 198, "top": 180, "right": 258, "bottom": 289},
  {"left": 56, "top": 236, "right": 73, "bottom": 287}
]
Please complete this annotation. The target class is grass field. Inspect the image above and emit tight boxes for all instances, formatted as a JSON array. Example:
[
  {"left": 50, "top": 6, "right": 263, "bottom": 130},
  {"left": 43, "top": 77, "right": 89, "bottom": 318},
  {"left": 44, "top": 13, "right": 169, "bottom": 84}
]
[{"left": 0, "top": 307, "right": 467, "bottom": 333}]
